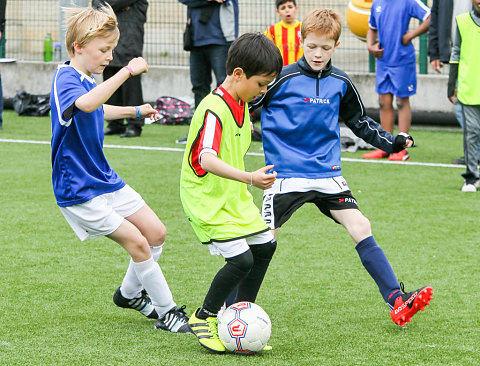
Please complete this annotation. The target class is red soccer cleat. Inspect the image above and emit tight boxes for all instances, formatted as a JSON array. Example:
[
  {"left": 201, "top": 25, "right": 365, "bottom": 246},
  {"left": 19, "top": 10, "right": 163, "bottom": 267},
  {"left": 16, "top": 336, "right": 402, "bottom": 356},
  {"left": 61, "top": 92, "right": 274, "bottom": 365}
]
[
  {"left": 390, "top": 283, "right": 433, "bottom": 326},
  {"left": 388, "top": 149, "right": 410, "bottom": 161},
  {"left": 362, "top": 148, "right": 389, "bottom": 159}
]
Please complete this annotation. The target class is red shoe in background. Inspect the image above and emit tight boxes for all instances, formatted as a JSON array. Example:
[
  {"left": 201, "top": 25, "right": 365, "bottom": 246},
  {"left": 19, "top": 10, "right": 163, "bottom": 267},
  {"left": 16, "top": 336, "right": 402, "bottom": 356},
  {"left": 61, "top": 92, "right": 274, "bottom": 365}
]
[
  {"left": 362, "top": 148, "right": 389, "bottom": 159},
  {"left": 388, "top": 149, "right": 410, "bottom": 161}
]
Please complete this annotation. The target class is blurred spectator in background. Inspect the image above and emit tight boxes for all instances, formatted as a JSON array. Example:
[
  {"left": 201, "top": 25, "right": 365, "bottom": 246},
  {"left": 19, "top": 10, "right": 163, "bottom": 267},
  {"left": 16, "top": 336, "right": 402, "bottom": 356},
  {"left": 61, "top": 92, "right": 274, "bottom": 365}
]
[
  {"left": 93, "top": 0, "right": 148, "bottom": 138},
  {"left": 363, "top": 0, "right": 430, "bottom": 161},
  {"left": 176, "top": 0, "right": 238, "bottom": 144},
  {"left": 264, "top": 0, "right": 303, "bottom": 66},
  {"left": 428, "top": 0, "right": 473, "bottom": 165},
  {"left": 448, "top": 1, "right": 480, "bottom": 192},
  {"left": 0, "top": 0, "right": 6, "bottom": 130}
]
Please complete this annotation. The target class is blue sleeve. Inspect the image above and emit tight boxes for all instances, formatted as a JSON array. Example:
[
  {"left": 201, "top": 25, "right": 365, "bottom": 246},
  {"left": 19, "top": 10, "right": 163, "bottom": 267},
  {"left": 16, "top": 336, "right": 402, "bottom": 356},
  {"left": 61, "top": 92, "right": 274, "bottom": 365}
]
[
  {"left": 52, "top": 68, "right": 87, "bottom": 124},
  {"left": 409, "top": 0, "right": 430, "bottom": 21},
  {"left": 368, "top": 2, "right": 377, "bottom": 28}
]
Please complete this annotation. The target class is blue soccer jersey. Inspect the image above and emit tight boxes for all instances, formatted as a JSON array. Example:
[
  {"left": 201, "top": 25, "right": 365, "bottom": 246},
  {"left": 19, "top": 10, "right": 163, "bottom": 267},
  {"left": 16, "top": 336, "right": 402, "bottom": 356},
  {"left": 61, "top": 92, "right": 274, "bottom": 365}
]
[
  {"left": 249, "top": 58, "right": 397, "bottom": 179},
  {"left": 369, "top": 0, "right": 430, "bottom": 66},
  {"left": 50, "top": 63, "right": 125, "bottom": 207}
]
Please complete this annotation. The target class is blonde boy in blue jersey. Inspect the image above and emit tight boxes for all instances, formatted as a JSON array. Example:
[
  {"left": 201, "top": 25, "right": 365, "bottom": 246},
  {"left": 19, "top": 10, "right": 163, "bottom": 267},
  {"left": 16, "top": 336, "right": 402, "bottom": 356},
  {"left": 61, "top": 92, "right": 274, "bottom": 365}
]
[
  {"left": 50, "top": 5, "right": 190, "bottom": 333},
  {"left": 180, "top": 33, "right": 283, "bottom": 354}
]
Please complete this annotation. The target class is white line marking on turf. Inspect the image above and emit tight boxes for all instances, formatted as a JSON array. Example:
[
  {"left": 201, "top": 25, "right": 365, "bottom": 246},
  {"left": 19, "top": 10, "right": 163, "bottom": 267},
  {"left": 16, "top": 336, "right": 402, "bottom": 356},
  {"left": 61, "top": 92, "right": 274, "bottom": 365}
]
[{"left": 0, "top": 138, "right": 464, "bottom": 169}]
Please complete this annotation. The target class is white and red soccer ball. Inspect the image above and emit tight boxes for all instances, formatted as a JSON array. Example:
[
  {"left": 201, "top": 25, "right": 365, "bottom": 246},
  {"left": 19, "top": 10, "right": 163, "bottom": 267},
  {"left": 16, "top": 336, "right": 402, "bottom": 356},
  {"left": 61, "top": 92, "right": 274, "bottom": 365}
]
[{"left": 218, "top": 301, "right": 271, "bottom": 354}]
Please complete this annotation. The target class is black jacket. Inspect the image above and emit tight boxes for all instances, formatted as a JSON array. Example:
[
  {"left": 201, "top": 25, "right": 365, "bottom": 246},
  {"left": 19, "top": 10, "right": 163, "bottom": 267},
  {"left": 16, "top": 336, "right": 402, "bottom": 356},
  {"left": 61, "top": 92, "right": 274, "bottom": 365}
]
[
  {"left": 428, "top": 0, "right": 453, "bottom": 63},
  {"left": 0, "top": 0, "right": 6, "bottom": 34},
  {"left": 92, "top": 0, "right": 148, "bottom": 66}
]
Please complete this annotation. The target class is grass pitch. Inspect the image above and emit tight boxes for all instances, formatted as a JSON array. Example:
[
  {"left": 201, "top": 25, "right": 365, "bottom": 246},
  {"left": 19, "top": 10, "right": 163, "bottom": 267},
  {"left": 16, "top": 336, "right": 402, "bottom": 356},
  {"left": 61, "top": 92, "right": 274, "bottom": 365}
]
[{"left": 0, "top": 110, "right": 479, "bottom": 365}]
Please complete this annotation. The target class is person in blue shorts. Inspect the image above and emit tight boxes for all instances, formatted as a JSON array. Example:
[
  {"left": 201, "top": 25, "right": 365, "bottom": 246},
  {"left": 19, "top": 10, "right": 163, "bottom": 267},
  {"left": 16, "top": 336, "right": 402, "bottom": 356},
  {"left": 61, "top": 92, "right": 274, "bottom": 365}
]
[
  {"left": 363, "top": 0, "right": 430, "bottom": 161},
  {"left": 250, "top": 9, "right": 433, "bottom": 326},
  {"left": 50, "top": 4, "right": 190, "bottom": 333}
]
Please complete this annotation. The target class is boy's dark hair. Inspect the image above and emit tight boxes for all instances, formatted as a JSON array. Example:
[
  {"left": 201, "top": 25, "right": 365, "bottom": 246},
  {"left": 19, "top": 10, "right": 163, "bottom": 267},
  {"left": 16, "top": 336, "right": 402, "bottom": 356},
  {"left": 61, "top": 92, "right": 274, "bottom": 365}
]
[
  {"left": 276, "top": 0, "right": 296, "bottom": 8},
  {"left": 226, "top": 33, "right": 283, "bottom": 78}
]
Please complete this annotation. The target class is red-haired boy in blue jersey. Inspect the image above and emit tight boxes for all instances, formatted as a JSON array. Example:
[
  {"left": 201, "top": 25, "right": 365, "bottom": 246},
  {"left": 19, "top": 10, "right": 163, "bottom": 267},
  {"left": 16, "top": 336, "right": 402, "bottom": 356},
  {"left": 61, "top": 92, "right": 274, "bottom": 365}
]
[{"left": 250, "top": 9, "right": 433, "bottom": 326}]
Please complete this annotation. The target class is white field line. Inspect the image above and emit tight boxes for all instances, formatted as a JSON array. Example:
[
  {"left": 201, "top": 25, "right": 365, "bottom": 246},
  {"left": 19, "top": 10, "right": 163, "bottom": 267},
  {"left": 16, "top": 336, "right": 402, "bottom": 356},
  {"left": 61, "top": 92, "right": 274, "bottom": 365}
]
[{"left": 0, "top": 138, "right": 464, "bottom": 169}]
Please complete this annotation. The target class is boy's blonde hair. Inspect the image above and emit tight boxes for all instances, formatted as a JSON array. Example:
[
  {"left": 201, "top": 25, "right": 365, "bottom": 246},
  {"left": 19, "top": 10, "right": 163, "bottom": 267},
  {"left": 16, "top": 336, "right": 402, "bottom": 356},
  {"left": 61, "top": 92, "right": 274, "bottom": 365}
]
[
  {"left": 301, "top": 9, "right": 342, "bottom": 42},
  {"left": 64, "top": 4, "right": 119, "bottom": 57}
]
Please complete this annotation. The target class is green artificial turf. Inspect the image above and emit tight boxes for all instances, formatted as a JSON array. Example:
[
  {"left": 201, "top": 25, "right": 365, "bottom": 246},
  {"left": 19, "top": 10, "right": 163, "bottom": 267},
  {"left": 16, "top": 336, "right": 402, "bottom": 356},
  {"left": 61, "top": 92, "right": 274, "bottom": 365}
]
[{"left": 0, "top": 111, "right": 479, "bottom": 365}]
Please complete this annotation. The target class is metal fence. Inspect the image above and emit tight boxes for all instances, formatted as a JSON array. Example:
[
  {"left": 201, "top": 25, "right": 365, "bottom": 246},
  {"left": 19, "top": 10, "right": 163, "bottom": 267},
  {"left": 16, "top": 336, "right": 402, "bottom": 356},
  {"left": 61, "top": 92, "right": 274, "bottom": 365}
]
[{"left": 2, "top": 0, "right": 431, "bottom": 73}]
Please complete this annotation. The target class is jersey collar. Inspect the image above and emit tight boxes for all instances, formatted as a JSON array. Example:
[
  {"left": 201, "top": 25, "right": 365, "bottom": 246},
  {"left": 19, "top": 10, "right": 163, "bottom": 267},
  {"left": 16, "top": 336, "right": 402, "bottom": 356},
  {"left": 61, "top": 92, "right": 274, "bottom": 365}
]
[
  {"left": 214, "top": 86, "right": 246, "bottom": 128},
  {"left": 297, "top": 57, "right": 332, "bottom": 79}
]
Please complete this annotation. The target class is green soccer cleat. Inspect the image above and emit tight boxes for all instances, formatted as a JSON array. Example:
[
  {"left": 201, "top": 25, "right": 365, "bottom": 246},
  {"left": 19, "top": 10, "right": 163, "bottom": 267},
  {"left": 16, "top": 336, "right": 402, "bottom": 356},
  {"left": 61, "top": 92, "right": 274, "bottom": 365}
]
[{"left": 189, "top": 309, "right": 226, "bottom": 354}]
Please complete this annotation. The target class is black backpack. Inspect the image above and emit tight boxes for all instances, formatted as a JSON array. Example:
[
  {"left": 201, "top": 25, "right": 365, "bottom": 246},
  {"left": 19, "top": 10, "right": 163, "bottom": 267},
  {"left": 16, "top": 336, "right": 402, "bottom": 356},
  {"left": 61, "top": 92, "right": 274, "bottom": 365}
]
[
  {"left": 154, "top": 96, "right": 193, "bottom": 125},
  {"left": 13, "top": 90, "right": 51, "bottom": 117}
]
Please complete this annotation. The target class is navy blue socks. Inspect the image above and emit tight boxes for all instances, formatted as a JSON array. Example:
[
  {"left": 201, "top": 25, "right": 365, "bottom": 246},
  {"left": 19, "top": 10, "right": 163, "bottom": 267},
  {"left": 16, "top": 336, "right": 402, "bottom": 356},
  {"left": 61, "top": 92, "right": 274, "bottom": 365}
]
[{"left": 355, "top": 236, "right": 401, "bottom": 307}]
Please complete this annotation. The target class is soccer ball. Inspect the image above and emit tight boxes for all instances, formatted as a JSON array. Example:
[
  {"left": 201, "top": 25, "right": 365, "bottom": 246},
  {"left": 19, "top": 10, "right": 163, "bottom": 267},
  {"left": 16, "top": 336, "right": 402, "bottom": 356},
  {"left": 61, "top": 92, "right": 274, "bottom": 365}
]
[{"left": 218, "top": 301, "right": 271, "bottom": 354}]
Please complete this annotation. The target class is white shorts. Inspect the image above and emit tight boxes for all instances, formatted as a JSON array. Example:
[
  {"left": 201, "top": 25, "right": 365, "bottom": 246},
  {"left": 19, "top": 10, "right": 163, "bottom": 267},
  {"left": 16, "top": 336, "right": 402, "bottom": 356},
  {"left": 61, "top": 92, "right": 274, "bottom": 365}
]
[
  {"left": 207, "top": 231, "right": 275, "bottom": 259},
  {"left": 264, "top": 176, "right": 350, "bottom": 196},
  {"left": 59, "top": 184, "right": 145, "bottom": 241}
]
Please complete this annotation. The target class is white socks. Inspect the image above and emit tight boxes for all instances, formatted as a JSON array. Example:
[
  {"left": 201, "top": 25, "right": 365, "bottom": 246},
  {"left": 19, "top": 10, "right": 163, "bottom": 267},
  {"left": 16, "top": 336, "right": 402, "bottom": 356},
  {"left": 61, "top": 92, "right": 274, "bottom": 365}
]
[
  {"left": 132, "top": 257, "right": 176, "bottom": 319},
  {"left": 120, "top": 245, "right": 163, "bottom": 298}
]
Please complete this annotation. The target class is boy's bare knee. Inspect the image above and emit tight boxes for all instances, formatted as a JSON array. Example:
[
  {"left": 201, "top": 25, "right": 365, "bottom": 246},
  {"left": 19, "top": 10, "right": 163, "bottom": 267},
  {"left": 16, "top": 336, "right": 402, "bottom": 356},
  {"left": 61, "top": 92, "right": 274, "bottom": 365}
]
[
  {"left": 154, "top": 226, "right": 167, "bottom": 246},
  {"left": 359, "top": 216, "right": 372, "bottom": 237},
  {"left": 378, "top": 99, "right": 391, "bottom": 110},
  {"left": 129, "top": 237, "right": 152, "bottom": 261},
  {"left": 396, "top": 97, "right": 409, "bottom": 110},
  {"left": 347, "top": 215, "right": 372, "bottom": 242},
  {"left": 147, "top": 223, "right": 167, "bottom": 247}
]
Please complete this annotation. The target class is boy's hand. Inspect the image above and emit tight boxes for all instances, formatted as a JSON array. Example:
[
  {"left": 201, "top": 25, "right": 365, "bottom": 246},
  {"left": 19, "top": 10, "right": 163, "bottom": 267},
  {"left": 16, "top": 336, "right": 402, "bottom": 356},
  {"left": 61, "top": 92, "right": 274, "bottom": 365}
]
[
  {"left": 138, "top": 104, "right": 160, "bottom": 120},
  {"left": 402, "top": 31, "right": 413, "bottom": 46},
  {"left": 368, "top": 42, "right": 383, "bottom": 59},
  {"left": 430, "top": 59, "right": 443, "bottom": 73},
  {"left": 448, "top": 91, "right": 457, "bottom": 105},
  {"left": 127, "top": 57, "right": 149, "bottom": 76},
  {"left": 251, "top": 165, "right": 277, "bottom": 190},
  {"left": 393, "top": 132, "right": 414, "bottom": 152}
]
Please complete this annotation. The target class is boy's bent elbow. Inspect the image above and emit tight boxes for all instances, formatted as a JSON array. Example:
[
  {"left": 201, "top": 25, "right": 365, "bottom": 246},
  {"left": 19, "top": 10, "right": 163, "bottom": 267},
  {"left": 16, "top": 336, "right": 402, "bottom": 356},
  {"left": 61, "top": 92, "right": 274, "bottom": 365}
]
[
  {"left": 75, "top": 97, "right": 101, "bottom": 114},
  {"left": 199, "top": 152, "right": 216, "bottom": 171}
]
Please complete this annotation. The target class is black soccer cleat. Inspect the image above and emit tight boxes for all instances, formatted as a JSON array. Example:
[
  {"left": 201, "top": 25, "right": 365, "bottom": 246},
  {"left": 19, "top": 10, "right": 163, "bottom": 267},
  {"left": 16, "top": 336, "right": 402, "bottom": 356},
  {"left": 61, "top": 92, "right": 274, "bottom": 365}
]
[
  {"left": 155, "top": 305, "right": 192, "bottom": 333},
  {"left": 113, "top": 287, "right": 158, "bottom": 319}
]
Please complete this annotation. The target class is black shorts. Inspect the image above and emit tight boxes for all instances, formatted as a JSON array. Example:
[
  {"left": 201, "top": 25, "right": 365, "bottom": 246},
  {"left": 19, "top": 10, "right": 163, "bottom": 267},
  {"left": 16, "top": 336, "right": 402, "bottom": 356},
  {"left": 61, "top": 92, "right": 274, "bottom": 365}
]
[{"left": 262, "top": 189, "right": 359, "bottom": 229}]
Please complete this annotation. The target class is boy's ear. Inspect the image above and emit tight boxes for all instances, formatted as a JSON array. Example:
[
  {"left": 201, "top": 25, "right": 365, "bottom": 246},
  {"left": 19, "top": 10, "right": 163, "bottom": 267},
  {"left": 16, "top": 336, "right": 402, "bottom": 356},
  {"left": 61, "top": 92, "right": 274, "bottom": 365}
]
[
  {"left": 335, "top": 40, "right": 341, "bottom": 49},
  {"left": 72, "top": 41, "right": 82, "bottom": 54},
  {"left": 232, "top": 67, "right": 245, "bottom": 81}
]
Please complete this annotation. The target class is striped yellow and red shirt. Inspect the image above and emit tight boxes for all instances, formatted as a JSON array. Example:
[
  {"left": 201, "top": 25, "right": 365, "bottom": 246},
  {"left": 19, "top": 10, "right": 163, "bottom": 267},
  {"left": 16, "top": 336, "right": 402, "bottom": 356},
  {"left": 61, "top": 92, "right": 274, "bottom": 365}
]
[{"left": 264, "top": 20, "right": 303, "bottom": 66}]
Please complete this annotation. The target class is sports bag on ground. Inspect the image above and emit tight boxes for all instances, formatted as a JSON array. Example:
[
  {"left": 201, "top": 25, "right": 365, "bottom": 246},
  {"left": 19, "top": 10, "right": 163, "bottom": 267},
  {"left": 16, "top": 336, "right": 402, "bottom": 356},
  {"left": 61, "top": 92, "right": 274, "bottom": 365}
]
[{"left": 155, "top": 96, "right": 193, "bottom": 125}]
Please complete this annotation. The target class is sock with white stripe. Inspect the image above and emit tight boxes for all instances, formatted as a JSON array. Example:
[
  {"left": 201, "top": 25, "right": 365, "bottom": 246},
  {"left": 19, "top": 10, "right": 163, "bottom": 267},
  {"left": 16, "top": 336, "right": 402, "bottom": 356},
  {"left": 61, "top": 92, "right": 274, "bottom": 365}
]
[{"left": 133, "top": 256, "right": 176, "bottom": 319}]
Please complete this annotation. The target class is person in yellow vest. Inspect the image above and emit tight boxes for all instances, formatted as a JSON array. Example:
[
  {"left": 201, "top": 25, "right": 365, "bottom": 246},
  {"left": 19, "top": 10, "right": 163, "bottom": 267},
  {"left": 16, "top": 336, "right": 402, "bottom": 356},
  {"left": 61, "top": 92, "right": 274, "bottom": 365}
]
[
  {"left": 181, "top": 33, "right": 283, "bottom": 354},
  {"left": 448, "top": 0, "right": 480, "bottom": 192},
  {"left": 264, "top": 0, "right": 303, "bottom": 66}
]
